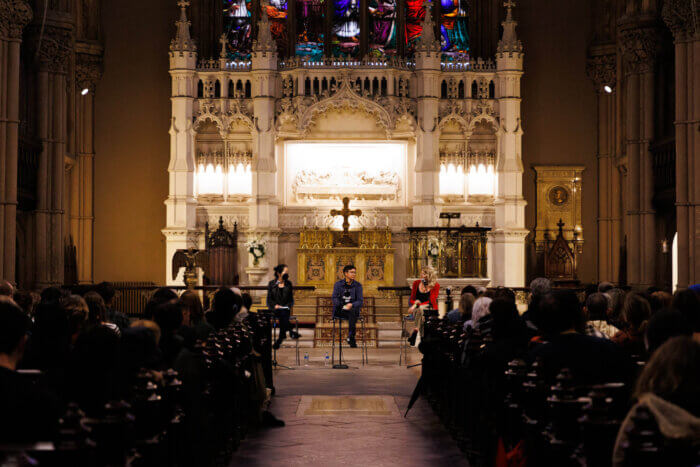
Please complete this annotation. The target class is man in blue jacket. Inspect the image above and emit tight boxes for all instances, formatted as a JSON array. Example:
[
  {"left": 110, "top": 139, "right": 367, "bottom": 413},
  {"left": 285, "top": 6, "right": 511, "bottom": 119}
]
[{"left": 332, "top": 264, "right": 363, "bottom": 348}]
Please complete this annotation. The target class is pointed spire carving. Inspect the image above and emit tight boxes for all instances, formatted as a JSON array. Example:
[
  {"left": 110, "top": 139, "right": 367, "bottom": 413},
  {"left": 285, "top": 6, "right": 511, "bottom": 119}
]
[
  {"left": 253, "top": 0, "right": 277, "bottom": 54},
  {"left": 415, "top": 0, "right": 441, "bottom": 53},
  {"left": 170, "top": 0, "right": 197, "bottom": 53},
  {"left": 497, "top": 0, "right": 523, "bottom": 54},
  {"left": 219, "top": 33, "right": 228, "bottom": 58}
]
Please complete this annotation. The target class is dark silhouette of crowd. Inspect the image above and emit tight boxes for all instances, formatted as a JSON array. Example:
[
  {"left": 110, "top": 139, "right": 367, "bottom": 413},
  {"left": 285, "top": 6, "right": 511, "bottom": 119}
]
[
  {"left": 425, "top": 280, "right": 700, "bottom": 466},
  {"left": 0, "top": 282, "right": 278, "bottom": 466}
]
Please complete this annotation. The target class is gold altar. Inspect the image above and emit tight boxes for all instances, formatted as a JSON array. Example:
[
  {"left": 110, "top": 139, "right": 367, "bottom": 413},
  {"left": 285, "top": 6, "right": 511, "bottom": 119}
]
[{"left": 296, "top": 228, "right": 395, "bottom": 291}]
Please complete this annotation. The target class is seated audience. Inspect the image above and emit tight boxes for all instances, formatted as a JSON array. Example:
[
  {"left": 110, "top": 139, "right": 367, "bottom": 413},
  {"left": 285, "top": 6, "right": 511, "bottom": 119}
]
[
  {"left": 612, "top": 293, "right": 651, "bottom": 358},
  {"left": 613, "top": 337, "right": 700, "bottom": 466},
  {"left": 143, "top": 287, "right": 178, "bottom": 319},
  {"left": 94, "top": 281, "right": 130, "bottom": 330},
  {"left": 465, "top": 296, "right": 492, "bottom": 331},
  {"left": 598, "top": 281, "right": 615, "bottom": 293},
  {"left": 649, "top": 290, "right": 673, "bottom": 314},
  {"left": 529, "top": 290, "right": 633, "bottom": 385},
  {"left": 585, "top": 292, "right": 618, "bottom": 338},
  {"left": 522, "top": 277, "right": 552, "bottom": 336},
  {"left": 179, "top": 290, "right": 213, "bottom": 341},
  {"left": 0, "top": 280, "right": 14, "bottom": 297},
  {"left": 645, "top": 309, "right": 691, "bottom": 354},
  {"left": 446, "top": 292, "right": 475, "bottom": 324},
  {"left": 84, "top": 291, "right": 120, "bottom": 336},
  {"left": 672, "top": 288, "right": 700, "bottom": 342},
  {"left": 606, "top": 287, "right": 627, "bottom": 329},
  {"left": 12, "top": 290, "right": 37, "bottom": 319},
  {"left": 205, "top": 287, "right": 240, "bottom": 330},
  {"left": 0, "top": 300, "right": 61, "bottom": 443}
]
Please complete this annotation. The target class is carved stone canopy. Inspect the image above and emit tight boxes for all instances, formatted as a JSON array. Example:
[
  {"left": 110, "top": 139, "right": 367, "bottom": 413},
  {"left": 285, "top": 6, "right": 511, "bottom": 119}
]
[
  {"left": 661, "top": 0, "right": 699, "bottom": 39},
  {"left": 28, "top": 24, "right": 73, "bottom": 73},
  {"left": 76, "top": 47, "right": 104, "bottom": 91},
  {"left": 618, "top": 18, "right": 661, "bottom": 75},
  {"left": 0, "top": 0, "right": 32, "bottom": 39},
  {"left": 586, "top": 51, "right": 616, "bottom": 90}
]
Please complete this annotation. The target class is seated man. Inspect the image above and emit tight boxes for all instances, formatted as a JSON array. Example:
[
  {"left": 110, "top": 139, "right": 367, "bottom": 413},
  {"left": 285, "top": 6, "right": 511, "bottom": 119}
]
[
  {"left": 529, "top": 290, "right": 634, "bottom": 386},
  {"left": 332, "top": 265, "right": 363, "bottom": 348},
  {"left": 0, "top": 299, "right": 61, "bottom": 443}
]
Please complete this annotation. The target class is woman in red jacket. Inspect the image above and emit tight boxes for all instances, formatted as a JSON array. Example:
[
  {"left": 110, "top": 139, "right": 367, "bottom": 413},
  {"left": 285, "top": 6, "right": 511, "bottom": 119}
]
[{"left": 407, "top": 266, "right": 440, "bottom": 346}]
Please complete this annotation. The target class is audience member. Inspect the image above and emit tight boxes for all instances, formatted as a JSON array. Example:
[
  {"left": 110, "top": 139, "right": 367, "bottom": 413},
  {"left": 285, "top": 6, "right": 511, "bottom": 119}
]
[
  {"left": 206, "top": 287, "right": 240, "bottom": 330},
  {"left": 0, "top": 280, "right": 14, "bottom": 297},
  {"left": 62, "top": 294, "right": 89, "bottom": 346},
  {"left": 672, "top": 289, "right": 700, "bottom": 342},
  {"left": 461, "top": 285, "right": 477, "bottom": 296},
  {"left": 179, "top": 290, "right": 213, "bottom": 341},
  {"left": 446, "top": 292, "right": 474, "bottom": 324},
  {"left": 529, "top": 290, "right": 633, "bottom": 385},
  {"left": 612, "top": 337, "right": 700, "bottom": 466},
  {"left": 94, "top": 281, "right": 130, "bottom": 330},
  {"left": 522, "top": 277, "right": 551, "bottom": 335},
  {"left": 597, "top": 281, "right": 615, "bottom": 293},
  {"left": 649, "top": 290, "right": 673, "bottom": 314},
  {"left": 466, "top": 296, "right": 492, "bottom": 331},
  {"left": 143, "top": 287, "right": 178, "bottom": 319},
  {"left": 645, "top": 309, "right": 691, "bottom": 354},
  {"left": 0, "top": 300, "right": 61, "bottom": 442},
  {"left": 606, "top": 287, "right": 627, "bottom": 328},
  {"left": 585, "top": 292, "right": 618, "bottom": 338},
  {"left": 84, "top": 291, "right": 120, "bottom": 336},
  {"left": 12, "top": 289, "right": 36, "bottom": 318},
  {"left": 612, "top": 293, "right": 651, "bottom": 358}
]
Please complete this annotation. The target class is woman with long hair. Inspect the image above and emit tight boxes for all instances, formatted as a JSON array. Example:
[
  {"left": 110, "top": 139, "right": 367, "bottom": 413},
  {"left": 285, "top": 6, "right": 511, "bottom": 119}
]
[{"left": 407, "top": 265, "right": 440, "bottom": 346}]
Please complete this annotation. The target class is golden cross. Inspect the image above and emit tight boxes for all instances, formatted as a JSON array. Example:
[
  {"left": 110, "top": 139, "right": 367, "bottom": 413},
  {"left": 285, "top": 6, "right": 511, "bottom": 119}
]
[{"left": 331, "top": 197, "right": 362, "bottom": 236}]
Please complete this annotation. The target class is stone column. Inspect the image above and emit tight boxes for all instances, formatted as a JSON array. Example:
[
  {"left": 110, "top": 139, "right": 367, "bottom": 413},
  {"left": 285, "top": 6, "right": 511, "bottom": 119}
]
[
  {"left": 163, "top": 0, "right": 198, "bottom": 286},
  {"left": 32, "top": 24, "right": 72, "bottom": 288},
  {"left": 662, "top": 0, "right": 699, "bottom": 288},
  {"left": 412, "top": 2, "right": 441, "bottom": 228},
  {"left": 492, "top": 1, "right": 527, "bottom": 287},
  {"left": 248, "top": 4, "right": 280, "bottom": 285},
  {"left": 586, "top": 46, "right": 618, "bottom": 282},
  {"left": 618, "top": 16, "right": 659, "bottom": 289},
  {"left": 0, "top": 1, "right": 32, "bottom": 282},
  {"left": 71, "top": 43, "right": 102, "bottom": 284}
]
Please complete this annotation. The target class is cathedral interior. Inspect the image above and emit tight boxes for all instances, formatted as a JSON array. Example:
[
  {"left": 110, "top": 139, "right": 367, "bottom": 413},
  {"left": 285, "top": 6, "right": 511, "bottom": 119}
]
[{"left": 0, "top": 0, "right": 699, "bottom": 465}]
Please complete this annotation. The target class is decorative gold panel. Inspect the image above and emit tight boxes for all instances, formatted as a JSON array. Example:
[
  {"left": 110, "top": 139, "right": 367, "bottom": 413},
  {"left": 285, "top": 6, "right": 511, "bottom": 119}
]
[{"left": 533, "top": 166, "right": 585, "bottom": 252}]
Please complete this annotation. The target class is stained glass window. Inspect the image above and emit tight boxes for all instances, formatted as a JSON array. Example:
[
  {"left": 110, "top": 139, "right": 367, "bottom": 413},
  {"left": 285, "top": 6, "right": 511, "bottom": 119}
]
[
  {"left": 440, "top": 0, "right": 469, "bottom": 57},
  {"left": 266, "top": 0, "right": 289, "bottom": 54},
  {"left": 404, "top": 0, "right": 425, "bottom": 55},
  {"left": 224, "top": 0, "right": 253, "bottom": 59},
  {"left": 296, "top": 0, "right": 325, "bottom": 60},
  {"left": 368, "top": 0, "right": 397, "bottom": 56},
  {"left": 332, "top": 0, "right": 360, "bottom": 56}
]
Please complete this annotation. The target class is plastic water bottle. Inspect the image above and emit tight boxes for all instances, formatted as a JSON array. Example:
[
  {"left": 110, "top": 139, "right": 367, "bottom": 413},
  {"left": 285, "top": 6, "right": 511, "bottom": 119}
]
[
  {"left": 304, "top": 352, "right": 309, "bottom": 366},
  {"left": 324, "top": 352, "right": 330, "bottom": 366}
]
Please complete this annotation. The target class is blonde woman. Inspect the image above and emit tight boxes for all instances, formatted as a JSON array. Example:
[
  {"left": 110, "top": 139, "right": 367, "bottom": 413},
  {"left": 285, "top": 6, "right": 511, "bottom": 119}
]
[{"left": 407, "top": 266, "right": 440, "bottom": 346}]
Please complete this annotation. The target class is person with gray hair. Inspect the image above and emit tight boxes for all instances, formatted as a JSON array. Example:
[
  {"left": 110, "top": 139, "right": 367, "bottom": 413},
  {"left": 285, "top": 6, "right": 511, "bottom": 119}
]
[
  {"left": 529, "top": 277, "right": 552, "bottom": 297},
  {"left": 464, "top": 296, "right": 493, "bottom": 331},
  {"left": 522, "top": 277, "right": 552, "bottom": 335}
]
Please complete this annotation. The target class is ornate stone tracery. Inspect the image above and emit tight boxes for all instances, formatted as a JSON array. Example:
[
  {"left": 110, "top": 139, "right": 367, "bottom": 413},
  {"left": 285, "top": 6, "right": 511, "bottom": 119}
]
[{"left": 0, "top": 0, "right": 32, "bottom": 39}]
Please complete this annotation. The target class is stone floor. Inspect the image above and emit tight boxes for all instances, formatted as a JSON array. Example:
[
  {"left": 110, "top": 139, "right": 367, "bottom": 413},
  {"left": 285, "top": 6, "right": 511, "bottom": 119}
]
[{"left": 228, "top": 348, "right": 470, "bottom": 466}]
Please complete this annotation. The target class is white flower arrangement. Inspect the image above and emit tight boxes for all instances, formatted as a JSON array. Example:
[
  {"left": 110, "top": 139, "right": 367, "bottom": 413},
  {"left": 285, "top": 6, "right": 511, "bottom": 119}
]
[{"left": 245, "top": 238, "right": 267, "bottom": 266}]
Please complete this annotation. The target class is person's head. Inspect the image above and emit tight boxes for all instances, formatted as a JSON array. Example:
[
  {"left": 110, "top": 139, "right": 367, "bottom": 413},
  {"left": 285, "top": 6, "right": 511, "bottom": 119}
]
[
  {"left": 343, "top": 265, "right": 357, "bottom": 283},
  {"left": 94, "top": 282, "right": 117, "bottom": 307},
  {"left": 40, "top": 286, "right": 64, "bottom": 304},
  {"left": 489, "top": 297, "right": 520, "bottom": 339},
  {"left": 143, "top": 287, "right": 178, "bottom": 319},
  {"left": 274, "top": 264, "right": 289, "bottom": 280},
  {"left": 210, "top": 287, "right": 237, "bottom": 329},
  {"left": 0, "top": 280, "right": 14, "bottom": 297},
  {"left": 241, "top": 292, "right": 253, "bottom": 311},
  {"left": 597, "top": 281, "right": 614, "bottom": 294},
  {"left": 152, "top": 302, "right": 183, "bottom": 335},
  {"left": 458, "top": 293, "right": 475, "bottom": 320},
  {"left": 621, "top": 293, "right": 651, "bottom": 334},
  {"left": 0, "top": 299, "right": 30, "bottom": 369},
  {"left": 419, "top": 266, "right": 437, "bottom": 288},
  {"left": 471, "top": 296, "right": 493, "bottom": 325},
  {"left": 649, "top": 291, "right": 673, "bottom": 314},
  {"left": 634, "top": 336, "right": 700, "bottom": 411},
  {"left": 12, "top": 290, "right": 35, "bottom": 317},
  {"left": 529, "top": 277, "right": 552, "bottom": 300},
  {"left": 84, "top": 291, "right": 108, "bottom": 325},
  {"left": 672, "top": 289, "right": 700, "bottom": 334},
  {"left": 461, "top": 285, "right": 477, "bottom": 296},
  {"left": 494, "top": 287, "right": 516, "bottom": 304},
  {"left": 130, "top": 320, "right": 162, "bottom": 345},
  {"left": 584, "top": 292, "right": 609, "bottom": 322},
  {"left": 645, "top": 309, "right": 692, "bottom": 354},
  {"left": 606, "top": 288, "right": 626, "bottom": 324},
  {"left": 538, "top": 289, "right": 582, "bottom": 337},
  {"left": 179, "top": 290, "right": 203, "bottom": 325},
  {"left": 62, "top": 295, "right": 89, "bottom": 338}
]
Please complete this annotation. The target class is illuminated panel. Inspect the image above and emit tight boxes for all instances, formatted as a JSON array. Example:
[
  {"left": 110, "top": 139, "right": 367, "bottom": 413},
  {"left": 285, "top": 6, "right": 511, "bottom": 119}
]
[
  {"left": 439, "top": 162, "right": 464, "bottom": 197},
  {"left": 368, "top": 0, "right": 397, "bottom": 56},
  {"left": 331, "top": 0, "right": 361, "bottom": 56},
  {"left": 296, "top": 0, "right": 325, "bottom": 60},
  {"left": 439, "top": 0, "right": 469, "bottom": 57},
  {"left": 224, "top": 0, "right": 253, "bottom": 59}
]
